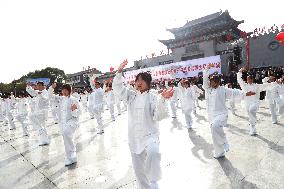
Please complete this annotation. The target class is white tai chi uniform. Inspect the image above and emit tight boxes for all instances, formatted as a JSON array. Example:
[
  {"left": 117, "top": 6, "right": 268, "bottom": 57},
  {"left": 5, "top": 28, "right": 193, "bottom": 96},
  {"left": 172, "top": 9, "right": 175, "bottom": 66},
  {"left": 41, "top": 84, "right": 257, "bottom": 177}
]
[
  {"left": 225, "top": 84, "right": 236, "bottom": 115},
  {"left": 113, "top": 73, "right": 169, "bottom": 189},
  {"left": 105, "top": 90, "right": 116, "bottom": 121},
  {"left": 3, "top": 98, "right": 16, "bottom": 130},
  {"left": 177, "top": 83, "right": 194, "bottom": 129},
  {"left": 80, "top": 93, "right": 88, "bottom": 112},
  {"left": 48, "top": 87, "right": 60, "bottom": 124},
  {"left": 58, "top": 95, "right": 81, "bottom": 165},
  {"left": 204, "top": 69, "right": 244, "bottom": 158},
  {"left": 190, "top": 85, "right": 203, "bottom": 114},
  {"left": 262, "top": 78, "right": 281, "bottom": 124},
  {"left": 26, "top": 86, "right": 50, "bottom": 146},
  {"left": 15, "top": 98, "right": 29, "bottom": 136},
  {"left": 278, "top": 83, "right": 284, "bottom": 116},
  {"left": 89, "top": 80, "right": 105, "bottom": 133},
  {"left": 237, "top": 72, "right": 273, "bottom": 135},
  {"left": 0, "top": 99, "right": 5, "bottom": 123}
]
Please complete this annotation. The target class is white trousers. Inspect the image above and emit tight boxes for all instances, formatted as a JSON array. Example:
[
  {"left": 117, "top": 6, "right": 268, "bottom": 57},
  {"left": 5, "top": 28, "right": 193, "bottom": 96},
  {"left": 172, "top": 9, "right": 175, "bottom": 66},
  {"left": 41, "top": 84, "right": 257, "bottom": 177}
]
[
  {"left": 116, "top": 102, "right": 121, "bottom": 115},
  {"left": 62, "top": 120, "right": 78, "bottom": 160},
  {"left": 183, "top": 110, "right": 192, "bottom": 128},
  {"left": 210, "top": 114, "right": 228, "bottom": 157},
  {"left": 170, "top": 100, "right": 177, "bottom": 117},
  {"left": 279, "top": 98, "right": 284, "bottom": 115},
  {"left": 16, "top": 114, "right": 29, "bottom": 135},
  {"left": 108, "top": 104, "right": 115, "bottom": 119},
  {"left": 246, "top": 103, "right": 258, "bottom": 126},
  {"left": 6, "top": 112, "right": 15, "bottom": 130},
  {"left": 51, "top": 106, "right": 59, "bottom": 123},
  {"left": 131, "top": 142, "right": 161, "bottom": 189},
  {"left": 229, "top": 101, "right": 235, "bottom": 114},
  {"left": 31, "top": 111, "right": 49, "bottom": 144},
  {"left": 268, "top": 101, "right": 277, "bottom": 123}
]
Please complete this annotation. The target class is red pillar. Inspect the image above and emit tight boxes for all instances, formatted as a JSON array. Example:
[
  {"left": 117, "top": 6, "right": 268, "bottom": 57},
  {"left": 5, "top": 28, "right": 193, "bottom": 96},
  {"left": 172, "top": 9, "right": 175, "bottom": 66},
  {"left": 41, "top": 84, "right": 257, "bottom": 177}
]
[{"left": 246, "top": 37, "right": 250, "bottom": 69}]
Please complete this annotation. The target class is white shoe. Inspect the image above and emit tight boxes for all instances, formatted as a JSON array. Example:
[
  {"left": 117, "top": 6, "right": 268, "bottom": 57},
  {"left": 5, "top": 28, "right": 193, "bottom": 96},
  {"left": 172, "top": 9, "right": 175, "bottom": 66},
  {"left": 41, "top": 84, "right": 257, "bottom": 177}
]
[
  {"left": 187, "top": 125, "right": 193, "bottom": 130},
  {"left": 97, "top": 130, "right": 104, "bottom": 135},
  {"left": 249, "top": 125, "right": 257, "bottom": 136},
  {"left": 65, "top": 157, "right": 77, "bottom": 166},
  {"left": 214, "top": 152, "right": 225, "bottom": 159},
  {"left": 39, "top": 140, "right": 50, "bottom": 146},
  {"left": 150, "top": 182, "right": 159, "bottom": 189},
  {"left": 224, "top": 143, "right": 230, "bottom": 152}
]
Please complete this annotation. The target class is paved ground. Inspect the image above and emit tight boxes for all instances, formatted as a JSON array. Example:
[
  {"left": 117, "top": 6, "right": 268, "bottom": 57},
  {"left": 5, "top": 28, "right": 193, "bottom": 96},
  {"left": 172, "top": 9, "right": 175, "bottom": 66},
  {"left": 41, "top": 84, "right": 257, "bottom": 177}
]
[{"left": 0, "top": 100, "right": 284, "bottom": 189}]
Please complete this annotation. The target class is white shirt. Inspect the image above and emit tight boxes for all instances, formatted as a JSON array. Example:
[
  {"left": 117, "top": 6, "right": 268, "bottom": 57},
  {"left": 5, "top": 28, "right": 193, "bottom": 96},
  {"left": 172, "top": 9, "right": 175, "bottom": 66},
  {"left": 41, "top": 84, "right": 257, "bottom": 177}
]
[
  {"left": 237, "top": 72, "right": 271, "bottom": 105},
  {"left": 113, "top": 73, "right": 168, "bottom": 154},
  {"left": 204, "top": 69, "right": 244, "bottom": 123},
  {"left": 59, "top": 96, "right": 81, "bottom": 125},
  {"left": 177, "top": 84, "right": 194, "bottom": 112}
]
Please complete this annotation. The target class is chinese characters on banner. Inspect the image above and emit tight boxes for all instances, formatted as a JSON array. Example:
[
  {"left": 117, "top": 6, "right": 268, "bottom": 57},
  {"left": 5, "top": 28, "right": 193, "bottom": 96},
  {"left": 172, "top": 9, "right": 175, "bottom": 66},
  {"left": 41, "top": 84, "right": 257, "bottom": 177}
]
[{"left": 124, "top": 55, "right": 221, "bottom": 82}]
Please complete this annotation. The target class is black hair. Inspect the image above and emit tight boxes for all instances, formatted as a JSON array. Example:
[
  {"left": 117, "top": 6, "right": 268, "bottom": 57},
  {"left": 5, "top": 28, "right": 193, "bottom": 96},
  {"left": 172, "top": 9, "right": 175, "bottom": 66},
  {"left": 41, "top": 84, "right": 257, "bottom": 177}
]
[
  {"left": 209, "top": 74, "right": 221, "bottom": 83},
  {"left": 62, "top": 84, "right": 72, "bottom": 94},
  {"left": 135, "top": 72, "right": 152, "bottom": 88},
  {"left": 37, "top": 81, "right": 44, "bottom": 86},
  {"left": 183, "top": 80, "right": 190, "bottom": 86}
]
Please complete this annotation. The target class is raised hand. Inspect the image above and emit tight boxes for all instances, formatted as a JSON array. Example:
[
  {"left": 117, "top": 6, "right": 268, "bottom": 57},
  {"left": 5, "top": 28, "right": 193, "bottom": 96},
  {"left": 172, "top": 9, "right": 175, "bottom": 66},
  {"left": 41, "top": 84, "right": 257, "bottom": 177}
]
[
  {"left": 161, "top": 88, "right": 174, "bottom": 99},
  {"left": 117, "top": 59, "right": 128, "bottom": 73},
  {"left": 71, "top": 104, "right": 77, "bottom": 111},
  {"left": 239, "top": 67, "right": 246, "bottom": 73}
]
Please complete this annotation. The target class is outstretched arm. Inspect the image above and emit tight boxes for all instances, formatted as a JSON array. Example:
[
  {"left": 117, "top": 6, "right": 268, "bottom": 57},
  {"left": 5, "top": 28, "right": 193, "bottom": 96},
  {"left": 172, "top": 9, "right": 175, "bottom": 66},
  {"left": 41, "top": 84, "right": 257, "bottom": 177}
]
[
  {"left": 237, "top": 70, "right": 246, "bottom": 90},
  {"left": 26, "top": 85, "right": 37, "bottom": 97}
]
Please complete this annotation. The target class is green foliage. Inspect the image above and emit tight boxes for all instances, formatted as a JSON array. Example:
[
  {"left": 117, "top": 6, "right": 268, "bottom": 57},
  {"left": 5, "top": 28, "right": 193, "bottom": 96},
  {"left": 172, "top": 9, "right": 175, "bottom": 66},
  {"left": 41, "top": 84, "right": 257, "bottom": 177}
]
[{"left": 1, "top": 67, "right": 67, "bottom": 93}]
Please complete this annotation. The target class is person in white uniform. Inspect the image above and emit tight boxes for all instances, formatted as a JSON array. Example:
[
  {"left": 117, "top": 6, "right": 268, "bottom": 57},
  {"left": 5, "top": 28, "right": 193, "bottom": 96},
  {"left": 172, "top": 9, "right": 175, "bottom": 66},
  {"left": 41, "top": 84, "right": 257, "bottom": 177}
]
[
  {"left": 190, "top": 82, "right": 203, "bottom": 114},
  {"left": 80, "top": 91, "right": 88, "bottom": 112},
  {"left": 262, "top": 72, "right": 281, "bottom": 124},
  {"left": 177, "top": 79, "right": 195, "bottom": 129},
  {"left": 48, "top": 82, "right": 60, "bottom": 124},
  {"left": 2, "top": 94, "right": 16, "bottom": 130},
  {"left": 237, "top": 68, "right": 277, "bottom": 135},
  {"left": 166, "top": 81, "right": 179, "bottom": 118},
  {"left": 226, "top": 83, "right": 236, "bottom": 115},
  {"left": 278, "top": 76, "right": 284, "bottom": 116},
  {"left": 15, "top": 93, "right": 29, "bottom": 136},
  {"left": 105, "top": 82, "right": 116, "bottom": 121},
  {"left": 203, "top": 64, "right": 244, "bottom": 158},
  {"left": 89, "top": 79, "right": 105, "bottom": 134},
  {"left": 26, "top": 82, "right": 50, "bottom": 146},
  {"left": 50, "top": 84, "right": 81, "bottom": 166},
  {"left": 113, "top": 60, "right": 174, "bottom": 189}
]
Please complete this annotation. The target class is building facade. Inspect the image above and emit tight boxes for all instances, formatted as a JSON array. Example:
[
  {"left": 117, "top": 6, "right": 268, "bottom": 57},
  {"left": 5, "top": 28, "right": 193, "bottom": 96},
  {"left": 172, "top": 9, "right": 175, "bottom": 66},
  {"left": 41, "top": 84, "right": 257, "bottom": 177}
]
[
  {"left": 66, "top": 68, "right": 102, "bottom": 88},
  {"left": 134, "top": 10, "right": 284, "bottom": 74}
]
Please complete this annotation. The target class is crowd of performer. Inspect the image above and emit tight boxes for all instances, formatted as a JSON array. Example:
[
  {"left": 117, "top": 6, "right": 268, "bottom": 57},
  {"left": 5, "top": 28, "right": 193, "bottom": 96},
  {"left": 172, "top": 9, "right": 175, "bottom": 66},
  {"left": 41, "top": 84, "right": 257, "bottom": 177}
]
[{"left": 1, "top": 62, "right": 284, "bottom": 189}]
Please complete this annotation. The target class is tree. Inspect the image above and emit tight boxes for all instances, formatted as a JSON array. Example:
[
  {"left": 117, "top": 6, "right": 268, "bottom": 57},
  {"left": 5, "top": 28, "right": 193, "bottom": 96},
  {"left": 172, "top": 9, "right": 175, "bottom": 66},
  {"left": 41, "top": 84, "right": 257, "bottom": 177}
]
[{"left": 0, "top": 67, "right": 67, "bottom": 95}]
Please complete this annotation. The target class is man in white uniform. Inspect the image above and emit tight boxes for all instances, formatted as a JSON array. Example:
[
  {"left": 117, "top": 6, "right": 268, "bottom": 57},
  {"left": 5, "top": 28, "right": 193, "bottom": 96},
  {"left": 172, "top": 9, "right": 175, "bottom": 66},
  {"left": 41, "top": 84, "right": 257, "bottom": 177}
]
[
  {"left": 113, "top": 60, "right": 174, "bottom": 189},
  {"left": 15, "top": 93, "right": 29, "bottom": 136},
  {"left": 177, "top": 79, "right": 195, "bottom": 129},
  {"left": 204, "top": 64, "right": 244, "bottom": 158},
  {"left": 26, "top": 82, "right": 50, "bottom": 146},
  {"left": 50, "top": 84, "right": 81, "bottom": 166},
  {"left": 237, "top": 68, "right": 278, "bottom": 135},
  {"left": 89, "top": 79, "right": 105, "bottom": 134},
  {"left": 48, "top": 82, "right": 60, "bottom": 124},
  {"left": 263, "top": 72, "right": 281, "bottom": 124}
]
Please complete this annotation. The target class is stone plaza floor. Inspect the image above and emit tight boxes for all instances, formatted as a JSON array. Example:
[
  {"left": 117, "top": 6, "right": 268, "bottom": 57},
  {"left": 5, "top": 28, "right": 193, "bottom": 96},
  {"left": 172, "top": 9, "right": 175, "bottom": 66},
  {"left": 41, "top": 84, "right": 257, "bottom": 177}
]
[{"left": 0, "top": 100, "right": 284, "bottom": 189}]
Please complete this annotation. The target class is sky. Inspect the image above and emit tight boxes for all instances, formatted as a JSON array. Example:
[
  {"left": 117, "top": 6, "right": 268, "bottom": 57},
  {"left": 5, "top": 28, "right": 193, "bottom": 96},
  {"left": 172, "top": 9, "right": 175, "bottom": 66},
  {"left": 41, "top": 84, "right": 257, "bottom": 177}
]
[{"left": 0, "top": 0, "right": 283, "bottom": 83}]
